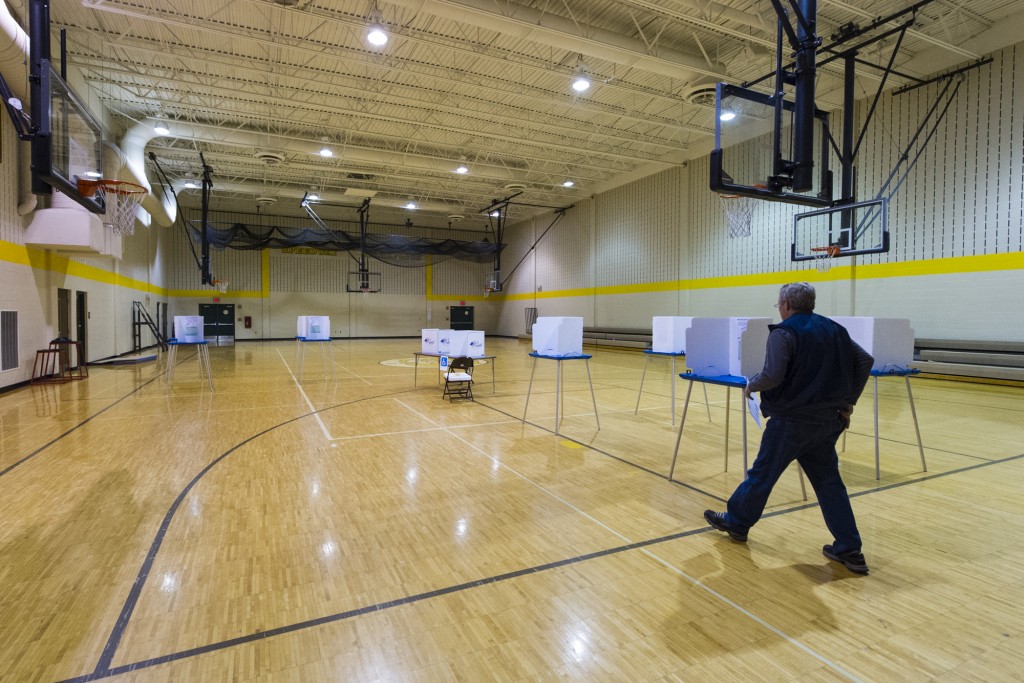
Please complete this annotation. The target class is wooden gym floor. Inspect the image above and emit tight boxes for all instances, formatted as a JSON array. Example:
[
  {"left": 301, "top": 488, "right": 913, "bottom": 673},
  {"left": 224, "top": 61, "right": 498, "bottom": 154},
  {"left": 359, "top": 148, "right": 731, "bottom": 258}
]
[{"left": 1, "top": 337, "right": 1022, "bottom": 682}]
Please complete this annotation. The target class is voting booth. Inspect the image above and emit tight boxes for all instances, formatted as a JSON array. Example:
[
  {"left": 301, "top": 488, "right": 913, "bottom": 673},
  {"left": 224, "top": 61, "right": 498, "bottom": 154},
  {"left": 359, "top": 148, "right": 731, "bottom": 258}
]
[
  {"left": 298, "top": 316, "right": 331, "bottom": 341},
  {"left": 829, "top": 317, "right": 914, "bottom": 370},
  {"left": 652, "top": 316, "right": 695, "bottom": 353},
  {"left": 173, "top": 316, "right": 205, "bottom": 343},
  {"left": 684, "top": 317, "right": 771, "bottom": 377},
  {"left": 421, "top": 328, "right": 439, "bottom": 354},
  {"left": 532, "top": 317, "right": 584, "bottom": 356},
  {"left": 449, "top": 330, "right": 486, "bottom": 357}
]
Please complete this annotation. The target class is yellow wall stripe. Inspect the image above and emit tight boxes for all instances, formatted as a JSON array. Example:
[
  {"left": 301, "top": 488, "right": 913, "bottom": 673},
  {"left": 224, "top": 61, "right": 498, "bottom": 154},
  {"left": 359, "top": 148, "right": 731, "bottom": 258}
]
[{"left": 5, "top": 239, "right": 1020, "bottom": 302}]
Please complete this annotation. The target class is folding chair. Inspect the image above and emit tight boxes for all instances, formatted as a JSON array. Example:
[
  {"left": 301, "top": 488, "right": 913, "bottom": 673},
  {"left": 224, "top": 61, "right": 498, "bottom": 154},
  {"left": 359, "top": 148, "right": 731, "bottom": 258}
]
[{"left": 443, "top": 357, "right": 474, "bottom": 401}]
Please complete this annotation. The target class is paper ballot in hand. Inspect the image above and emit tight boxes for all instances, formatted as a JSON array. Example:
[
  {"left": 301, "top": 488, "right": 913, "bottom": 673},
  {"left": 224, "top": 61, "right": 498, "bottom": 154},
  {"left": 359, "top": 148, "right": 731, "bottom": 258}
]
[{"left": 746, "top": 391, "right": 762, "bottom": 428}]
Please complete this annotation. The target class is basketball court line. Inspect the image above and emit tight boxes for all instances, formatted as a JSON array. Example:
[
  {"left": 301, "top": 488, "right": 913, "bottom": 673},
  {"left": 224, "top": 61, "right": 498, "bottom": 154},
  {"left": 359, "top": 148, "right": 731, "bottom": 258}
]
[
  {"left": 42, "top": 374, "right": 1023, "bottom": 682},
  {"left": 63, "top": 451, "right": 1024, "bottom": 683},
  {"left": 276, "top": 348, "right": 335, "bottom": 442},
  {"left": 395, "top": 398, "right": 863, "bottom": 681}
]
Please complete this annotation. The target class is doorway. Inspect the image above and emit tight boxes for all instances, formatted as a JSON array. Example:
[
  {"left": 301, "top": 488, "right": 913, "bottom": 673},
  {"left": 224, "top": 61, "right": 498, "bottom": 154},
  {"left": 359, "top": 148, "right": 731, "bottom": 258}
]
[
  {"left": 450, "top": 305, "right": 474, "bottom": 330},
  {"left": 75, "top": 291, "right": 88, "bottom": 365},
  {"left": 198, "top": 303, "right": 235, "bottom": 343}
]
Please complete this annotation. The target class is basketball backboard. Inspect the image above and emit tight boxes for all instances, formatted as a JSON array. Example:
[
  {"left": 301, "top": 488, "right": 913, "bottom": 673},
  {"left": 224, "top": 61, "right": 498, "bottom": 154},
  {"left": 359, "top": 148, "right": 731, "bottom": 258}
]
[
  {"left": 710, "top": 83, "right": 832, "bottom": 208},
  {"left": 31, "top": 62, "right": 105, "bottom": 213},
  {"left": 791, "top": 198, "right": 889, "bottom": 261},
  {"left": 346, "top": 270, "right": 381, "bottom": 293}
]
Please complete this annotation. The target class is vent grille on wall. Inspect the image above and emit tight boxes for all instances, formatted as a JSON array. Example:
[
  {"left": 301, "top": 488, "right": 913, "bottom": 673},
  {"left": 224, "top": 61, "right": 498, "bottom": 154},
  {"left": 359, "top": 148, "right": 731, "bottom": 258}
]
[{"left": 1, "top": 311, "right": 18, "bottom": 371}]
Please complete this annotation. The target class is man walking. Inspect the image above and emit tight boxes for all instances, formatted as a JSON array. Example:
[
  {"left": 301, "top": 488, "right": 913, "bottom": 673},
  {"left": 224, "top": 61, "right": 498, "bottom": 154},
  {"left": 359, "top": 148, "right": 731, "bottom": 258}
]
[{"left": 704, "top": 282, "right": 874, "bottom": 574}]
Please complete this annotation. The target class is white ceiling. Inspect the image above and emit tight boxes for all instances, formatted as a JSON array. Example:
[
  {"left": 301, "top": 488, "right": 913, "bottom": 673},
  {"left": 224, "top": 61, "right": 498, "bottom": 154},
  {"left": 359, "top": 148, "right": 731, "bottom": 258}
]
[{"left": 34, "top": 0, "right": 1024, "bottom": 226}]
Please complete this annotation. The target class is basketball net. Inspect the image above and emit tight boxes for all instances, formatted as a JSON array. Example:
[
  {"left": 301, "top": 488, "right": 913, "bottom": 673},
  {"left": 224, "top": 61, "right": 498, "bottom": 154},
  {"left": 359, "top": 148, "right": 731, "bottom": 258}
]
[
  {"left": 78, "top": 179, "right": 147, "bottom": 236},
  {"left": 211, "top": 279, "right": 229, "bottom": 294},
  {"left": 810, "top": 245, "right": 841, "bottom": 273},
  {"left": 719, "top": 193, "right": 753, "bottom": 238},
  {"left": 483, "top": 287, "right": 493, "bottom": 298}
]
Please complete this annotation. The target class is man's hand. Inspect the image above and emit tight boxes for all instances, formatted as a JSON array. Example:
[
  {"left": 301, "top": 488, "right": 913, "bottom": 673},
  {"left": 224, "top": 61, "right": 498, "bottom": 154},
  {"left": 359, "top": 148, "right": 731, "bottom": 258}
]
[
  {"left": 839, "top": 405, "right": 854, "bottom": 430},
  {"left": 744, "top": 383, "right": 752, "bottom": 400}
]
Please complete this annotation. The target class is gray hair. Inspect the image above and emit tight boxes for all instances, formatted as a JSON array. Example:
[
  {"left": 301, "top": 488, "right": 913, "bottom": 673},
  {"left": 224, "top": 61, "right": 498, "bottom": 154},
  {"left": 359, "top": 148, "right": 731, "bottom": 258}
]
[{"left": 779, "top": 282, "right": 816, "bottom": 312}]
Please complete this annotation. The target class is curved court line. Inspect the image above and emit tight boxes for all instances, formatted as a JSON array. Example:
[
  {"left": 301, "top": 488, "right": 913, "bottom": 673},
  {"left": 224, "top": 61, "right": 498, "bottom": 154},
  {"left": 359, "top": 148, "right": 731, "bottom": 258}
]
[{"left": 22, "top": 360, "right": 1018, "bottom": 680}]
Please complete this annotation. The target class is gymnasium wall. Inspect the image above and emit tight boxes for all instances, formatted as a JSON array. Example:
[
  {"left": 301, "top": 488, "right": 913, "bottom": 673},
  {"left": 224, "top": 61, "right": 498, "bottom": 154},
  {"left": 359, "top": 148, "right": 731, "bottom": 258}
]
[
  {"left": 0, "top": 110, "right": 169, "bottom": 389},
  {"left": 493, "top": 42, "right": 1024, "bottom": 342},
  {"left": 164, "top": 213, "right": 499, "bottom": 340}
]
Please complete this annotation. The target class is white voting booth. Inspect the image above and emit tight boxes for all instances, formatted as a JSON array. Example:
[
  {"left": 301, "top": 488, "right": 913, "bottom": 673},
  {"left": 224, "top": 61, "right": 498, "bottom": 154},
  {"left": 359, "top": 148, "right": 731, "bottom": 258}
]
[
  {"left": 449, "top": 330, "right": 486, "bottom": 358},
  {"left": 297, "top": 316, "right": 331, "bottom": 341},
  {"left": 173, "top": 316, "right": 205, "bottom": 343},
  {"left": 685, "top": 317, "right": 772, "bottom": 377},
  {"left": 531, "top": 317, "right": 584, "bottom": 356},
  {"left": 829, "top": 317, "right": 914, "bottom": 370},
  {"left": 652, "top": 316, "right": 695, "bottom": 353},
  {"left": 424, "top": 329, "right": 486, "bottom": 357}
]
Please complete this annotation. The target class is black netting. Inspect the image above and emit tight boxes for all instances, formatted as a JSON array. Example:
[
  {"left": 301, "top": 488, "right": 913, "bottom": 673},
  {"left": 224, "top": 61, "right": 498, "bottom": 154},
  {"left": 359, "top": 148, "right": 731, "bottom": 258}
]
[{"left": 185, "top": 220, "right": 501, "bottom": 265}]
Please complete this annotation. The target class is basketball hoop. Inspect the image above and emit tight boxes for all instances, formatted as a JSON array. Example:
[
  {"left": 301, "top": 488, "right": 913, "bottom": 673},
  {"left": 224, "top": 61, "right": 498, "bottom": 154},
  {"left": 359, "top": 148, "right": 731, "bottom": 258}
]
[
  {"left": 77, "top": 178, "right": 148, "bottom": 236},
  {"left": 211, "top": 279, "right": 229, "bottom": 294},
  {"left": 810, "top": 245, "right": 841, "bottom": 273},
  {"left": 483, "top": 287, "right": 493, "bottom": 297},
  {"left": 718, "top": 193, "right": 754, "bottom": 238}
]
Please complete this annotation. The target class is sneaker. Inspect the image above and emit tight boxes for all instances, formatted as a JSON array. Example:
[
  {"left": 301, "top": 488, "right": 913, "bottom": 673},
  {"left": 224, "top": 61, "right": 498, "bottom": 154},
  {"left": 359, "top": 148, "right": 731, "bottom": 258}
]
[
  {"left": 703, "top": 510, "right": 748, "bottom": 542},
  {"left": 822, "top": 544, "right": 869, "bottom": 574}
]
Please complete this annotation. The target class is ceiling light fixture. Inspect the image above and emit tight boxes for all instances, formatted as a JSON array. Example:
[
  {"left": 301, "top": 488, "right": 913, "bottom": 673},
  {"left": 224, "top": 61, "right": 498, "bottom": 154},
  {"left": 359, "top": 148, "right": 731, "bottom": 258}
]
[
  {"left": 562, "top": 180, "right": 574, "bottom": 187},
  {"left": 366, "top": 4, "right": 388, "bottom": 46},
  {"left": 454, "top": 157, "right": 469, "bottom": 174},
  {"left": 719, "top": 110, "right": 737, "bottom": 122},
  {"left": 184, "top": 181, "right": 199, "bottom": 189},
  {"left": 153, "top": 122, "right": 170, "bottom": 135},
  {"left": 405, "top": 200, "right": 417, "bottom": 209},
  {"left": 307, "top": 192, "right": 320, "bottom": 202},
  {"left": 319, "top": 146, "right": 333, "bottom": 157},
  {"left": 571, "top": 56, "right": 591, "bottom": 92}
]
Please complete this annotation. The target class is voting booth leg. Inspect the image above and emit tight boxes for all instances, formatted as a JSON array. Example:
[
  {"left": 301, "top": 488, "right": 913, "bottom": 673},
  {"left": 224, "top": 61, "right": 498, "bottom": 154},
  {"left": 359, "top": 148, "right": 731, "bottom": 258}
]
[
  {"left": 724, "top": 387, "right": 731, "bottom": 471},
  {"left": 905, "top": 377, "right": 927, "bottom": 473},
  {"left": 555, "top": 362, "right": 562, "bottom": 435},
  {"left": 634, "top": 354, "right": 651, "bottom": 416},
  {"left": 522, "top": 356, "right": 539, "bottom": 423},
  {"left": 165, "top": 345, "right": 177, "bottom": 384},
  {"left": 702, "top": 385, "right": 711, "bottom": 422},
  {"left": 873, "top": 376, "right": 881, "bottom": 479},
  {"left": 669, "top": 381, "right": 695, "bottom": 482},
  {"left": 200, "top": 343, "right": 213, "bottom": 392},
  {"left": 585, "top": 359, "right": 600, "bottom": 430}
]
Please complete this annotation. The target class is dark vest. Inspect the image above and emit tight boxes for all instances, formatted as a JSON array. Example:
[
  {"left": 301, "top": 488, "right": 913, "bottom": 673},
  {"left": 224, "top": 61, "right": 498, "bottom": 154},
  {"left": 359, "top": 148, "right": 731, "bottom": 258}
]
[{"left": 761, "top": 313, "right": 857, "bottom": 420}]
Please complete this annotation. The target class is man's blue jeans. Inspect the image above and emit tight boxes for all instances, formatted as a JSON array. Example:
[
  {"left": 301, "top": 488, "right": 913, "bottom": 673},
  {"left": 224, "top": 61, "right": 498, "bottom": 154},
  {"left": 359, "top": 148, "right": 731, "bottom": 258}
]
[{"left": 724, "top": 413, "right": 862, "bottom": 554}]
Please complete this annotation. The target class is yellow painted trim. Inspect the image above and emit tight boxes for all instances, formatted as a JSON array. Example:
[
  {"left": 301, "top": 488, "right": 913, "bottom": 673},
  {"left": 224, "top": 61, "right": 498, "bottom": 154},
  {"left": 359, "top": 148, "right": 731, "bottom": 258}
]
[
  {"left": 497, "top": 251, "right": 1024, "bottom": 299},
  {"left": 261, "top": 249, "right": 271, "bottom": 297},
  {"left": 5, "top": 238, "right": 1019, "bottom": 302}
]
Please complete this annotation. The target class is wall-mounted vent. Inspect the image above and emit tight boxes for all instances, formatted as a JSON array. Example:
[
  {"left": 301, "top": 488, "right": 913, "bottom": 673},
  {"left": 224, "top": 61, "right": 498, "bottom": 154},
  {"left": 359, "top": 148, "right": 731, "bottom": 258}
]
[
  {"left": 503, "top": 182, "right": 528, "bottom": 192},
  {"left": 1, "top": 310, "right": 18, "bottom": 371}
]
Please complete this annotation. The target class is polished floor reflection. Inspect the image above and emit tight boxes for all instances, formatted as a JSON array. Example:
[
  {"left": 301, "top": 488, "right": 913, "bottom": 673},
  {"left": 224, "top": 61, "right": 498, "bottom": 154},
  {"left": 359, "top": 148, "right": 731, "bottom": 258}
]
[{"left": 1, "top": 338, "right": 1022, "bottom": 682}]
